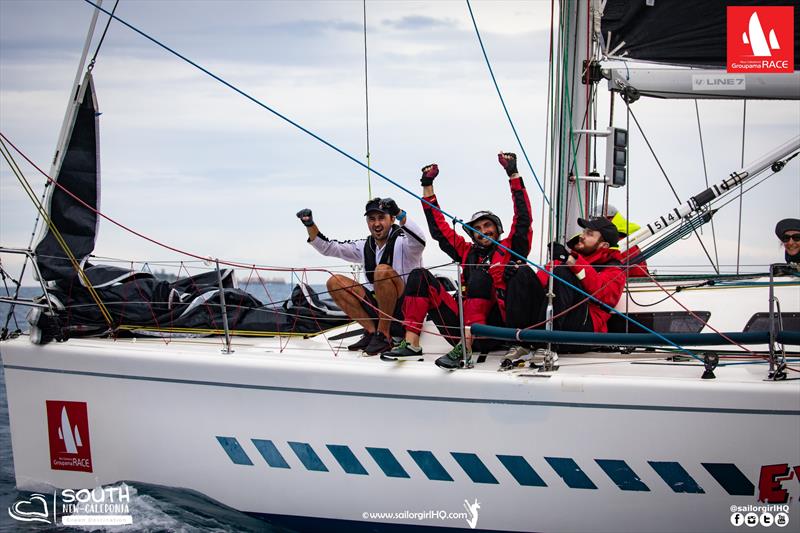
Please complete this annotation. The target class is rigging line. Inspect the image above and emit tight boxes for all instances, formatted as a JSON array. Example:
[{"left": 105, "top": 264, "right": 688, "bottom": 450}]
[
  {"left": 625, "top": 103, "right": 719, "bottom": 274},
  {"left": 464, "top": 0, "right": 550, "bottom": 206},
  {"left": 70, "top": 2, "right": 697, "bottom": 358},
  {"left": 87, "top": 0, "right": 120, "bottom": 70},
  {"left": 0, "top": 262, "right": 22, "bottom": 334},
  {"left": 736, "top": 100, "right": 746, "bottom": 275},
  {"left": 713, "top": 169, "right": 776, "bottom": 212},
  {"left": 538, "top": 0, "right": 557, "bottom": 265},
  {"left": 362, "top": 0, "right": 372, "bottom": 199},
  {"left": 693, "top": 100, "right": 720, "bottom": 270},
  {"left": 1, "top": 133, "right": 336, "bottom": 275},
  {"left": 624, "top": 95, "right": 631, "bottom": 331},
  {"left": 0, "top": 138, "right": 114, "bottom": 328}
]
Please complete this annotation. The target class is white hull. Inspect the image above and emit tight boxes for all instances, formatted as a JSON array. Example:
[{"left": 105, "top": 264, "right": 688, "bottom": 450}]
[{"left": 2, "top": 279, "right": 799, "bottom": 532}]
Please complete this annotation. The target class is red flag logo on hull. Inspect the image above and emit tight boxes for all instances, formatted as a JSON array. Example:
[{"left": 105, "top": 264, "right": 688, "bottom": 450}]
[{"left": 46, "top": 400, "right": 93, "bottom": 472}]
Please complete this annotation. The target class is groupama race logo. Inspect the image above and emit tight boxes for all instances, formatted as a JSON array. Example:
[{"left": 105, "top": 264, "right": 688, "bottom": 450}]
[
  {"left": 728, "top": 6, "right": 794, "bottom": 73},
  {"left": 46, "top": 400, "right": 93, "bottom": 472}
]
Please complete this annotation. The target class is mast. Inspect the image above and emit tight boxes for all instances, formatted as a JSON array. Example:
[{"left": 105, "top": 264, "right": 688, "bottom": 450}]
[{"left": 552, "top": 0, "right": 598, "bottom": 242}]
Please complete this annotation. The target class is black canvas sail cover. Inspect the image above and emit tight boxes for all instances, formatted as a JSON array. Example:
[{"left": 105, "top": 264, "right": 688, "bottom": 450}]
[
  {"left": 601, "top": 0, "right": 800, "bottom": 68},
  {"left": 34, "top": 72, "right": 100, "bottom": 281},
  {"left": 27, "top": 72, "right": 346, "bottom": 341}
]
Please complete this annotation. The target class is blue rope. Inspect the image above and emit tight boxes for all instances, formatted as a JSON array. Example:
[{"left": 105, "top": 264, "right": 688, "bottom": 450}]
[
  {"left": 465, "top": 0, "right": 550, "bottom": 206},
  {"left": 81, "top": 0, "right": 701, "bottom": 360}
]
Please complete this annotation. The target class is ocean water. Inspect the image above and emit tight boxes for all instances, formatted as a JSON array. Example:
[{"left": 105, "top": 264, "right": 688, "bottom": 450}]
[{"left": 0, "top": 283, "right": 305, "bottom": 532}]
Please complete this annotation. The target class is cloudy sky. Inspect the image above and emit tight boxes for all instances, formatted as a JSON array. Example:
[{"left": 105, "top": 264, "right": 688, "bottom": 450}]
[{"left": 1, "top": 0, "right": 798, "bottom": 287}]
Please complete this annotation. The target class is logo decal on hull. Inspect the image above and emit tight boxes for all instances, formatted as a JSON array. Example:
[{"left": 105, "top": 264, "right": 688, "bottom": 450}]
[{"left": 46, "top": 400, "right": 92, "bottom": 472}]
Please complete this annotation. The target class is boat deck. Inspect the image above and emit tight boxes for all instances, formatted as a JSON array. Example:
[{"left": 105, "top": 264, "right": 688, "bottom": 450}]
[{"left": 9, "top": 320, "right": 790, "bottom": 387}]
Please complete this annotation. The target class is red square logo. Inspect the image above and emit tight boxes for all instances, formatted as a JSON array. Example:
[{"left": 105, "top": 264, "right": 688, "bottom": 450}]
[
  {"left": 46, "top": 400, "right": 93, "bottom": 472},
  {"left": 728, "top": 6, "right": 794, "bottom": 73}
]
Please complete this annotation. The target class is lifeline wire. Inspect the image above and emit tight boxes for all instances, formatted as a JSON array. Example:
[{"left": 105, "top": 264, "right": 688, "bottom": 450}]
[{"left": 76, "top": 0, "right": 700, "bottom": 359}]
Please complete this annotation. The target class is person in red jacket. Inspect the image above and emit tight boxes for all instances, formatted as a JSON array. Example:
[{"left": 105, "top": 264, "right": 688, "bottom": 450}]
[
  {"left": 579, "top": 204, "right": 649, "bottom": 278},
  {"left": 503, "top": 217, "right": 625, "bottom": 357},
  {"left": 380, "top": 153, "right": 532, "bottom": 368}
]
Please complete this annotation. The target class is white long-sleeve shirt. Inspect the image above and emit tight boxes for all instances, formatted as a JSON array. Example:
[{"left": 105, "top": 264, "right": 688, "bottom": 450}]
[{"left": 309, "top": 218, "right": 426, "bottom": 291}]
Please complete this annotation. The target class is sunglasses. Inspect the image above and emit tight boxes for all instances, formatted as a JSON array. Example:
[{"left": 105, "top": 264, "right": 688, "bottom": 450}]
[{"left": 780, "top": 234, "right": 800, "bottom": 243}]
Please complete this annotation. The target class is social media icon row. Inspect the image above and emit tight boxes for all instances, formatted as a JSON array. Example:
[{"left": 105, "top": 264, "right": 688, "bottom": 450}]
[{"left": 730, "top": 511, "right": 790, "bottom": 527}]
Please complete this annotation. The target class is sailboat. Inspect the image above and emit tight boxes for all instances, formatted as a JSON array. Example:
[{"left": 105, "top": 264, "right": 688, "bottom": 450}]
[{"left": 1, "top": 1, "right": 799, "bottom": 532}]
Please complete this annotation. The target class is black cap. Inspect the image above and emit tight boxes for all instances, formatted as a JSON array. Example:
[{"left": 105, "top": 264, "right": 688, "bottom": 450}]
[
  {"left": 364, "top": 197, "right": 390, "bottom": 216},
  {"left": 577, "top": 217, "right": 620, "bottom": 247},
  {"left": 775, "top": 218, "right": 800, "bottom": 238}
]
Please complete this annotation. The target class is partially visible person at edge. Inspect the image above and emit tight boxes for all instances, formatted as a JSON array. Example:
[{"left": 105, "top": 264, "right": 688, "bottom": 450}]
[
  {"left": 380, "top": 153, "right": 532, "bottom": 369},
  {"left": 296, "top": 197, "right": 426, "bottom": 355},
  {"left": 500, "top": 217, "right": 625, "bottom": 361},
  {"left": 776, "top": 218, "right": 800, "bottom": 263},
  {"left": 567, "top": 204, "right": 649, "bottom": 278}
]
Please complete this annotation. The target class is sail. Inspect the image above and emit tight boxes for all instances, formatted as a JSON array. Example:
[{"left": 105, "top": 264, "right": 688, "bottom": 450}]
[
  {"left": 601, "top": 0, "right": 800, "bottom": 69},
  {"left": 34, "top": 72, "right": 100, "bottom": 281}
]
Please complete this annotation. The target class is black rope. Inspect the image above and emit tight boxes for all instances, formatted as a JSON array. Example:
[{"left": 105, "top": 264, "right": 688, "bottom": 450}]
[
  {"left": 626, "top": 102, "right": 719, "bottom": 274},
  {"left": 736, "top": 100, "right": 747, "bottom": 274},
  {"left": 87, "top": 0, "right": 121, "bottom": 71},
  {"left": 694, "top": 100, "right": 720, "bottom": 270}
]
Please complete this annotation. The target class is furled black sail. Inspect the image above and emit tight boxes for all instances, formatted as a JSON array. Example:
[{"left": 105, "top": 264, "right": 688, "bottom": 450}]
[
  {"left": 34, "top": 72, "right": 100, "bottom": 281},
  {"left": 29, "top": 73, "right": 345, "bottom": 342},
  {"left": 601, "top": 0, "right": 800, "bottom": 68}
]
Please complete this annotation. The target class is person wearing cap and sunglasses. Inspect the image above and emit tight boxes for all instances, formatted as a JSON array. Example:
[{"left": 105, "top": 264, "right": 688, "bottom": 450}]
[
  {"left": 296, "top": 197, "right": 426, "bottom": 355},
  {"left": 776, "top": 218, "right": 800, "bottom": 263},
  {"left": 502, "top": 216, "right": 626, "bottom": 356},
  {"left": 380, "top": 153, "right": 532, "bottom": 368}
]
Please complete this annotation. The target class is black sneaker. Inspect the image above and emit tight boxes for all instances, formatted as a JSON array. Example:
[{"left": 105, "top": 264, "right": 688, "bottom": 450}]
[
  {"left": 347, "top": 332, "right": 374, "bottom": 351},
  {"left": 434, "top": 342, "right": 469, "bottom": 369},
  {"left": 380, "top": 340, "right": 424, "bottom": 361},
  {"left": 364, "top": 333, "right": 392, "bottom": 356}
]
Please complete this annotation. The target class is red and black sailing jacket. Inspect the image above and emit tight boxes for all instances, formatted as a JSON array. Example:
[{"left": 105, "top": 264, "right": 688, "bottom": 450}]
[
  {"left": 422, "top": 177, "right": 532, "bottom": 315},
  {"left": 536, "top": 247, "right": 625, "bottom": 332}
]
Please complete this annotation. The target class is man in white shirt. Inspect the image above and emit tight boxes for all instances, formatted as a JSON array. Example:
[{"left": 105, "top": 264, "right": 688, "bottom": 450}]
[{"left": 296, "top": 197, "right": 426, "bottom": 355}]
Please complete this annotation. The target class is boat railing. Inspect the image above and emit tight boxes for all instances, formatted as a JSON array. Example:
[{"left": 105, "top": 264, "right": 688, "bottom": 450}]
[{"left": 0, "top": 246, "right": 56, "bottom": 339}]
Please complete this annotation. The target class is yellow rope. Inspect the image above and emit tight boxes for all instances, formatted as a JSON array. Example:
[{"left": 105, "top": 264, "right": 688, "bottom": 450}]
[{"left": 0, "top": 136, "right": 114, "bottom": 328}]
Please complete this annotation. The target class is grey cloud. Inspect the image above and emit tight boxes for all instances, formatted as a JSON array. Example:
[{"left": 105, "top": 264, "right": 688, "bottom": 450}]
[{"left": 381, "top": 15, "right": 456, "bottom": 31}]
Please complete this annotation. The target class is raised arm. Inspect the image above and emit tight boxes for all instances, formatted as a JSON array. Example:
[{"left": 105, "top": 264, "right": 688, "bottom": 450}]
[
  {"left": 498, "top": 152, "right": 533, "bottom": 257},
  {"left": 418, "top": 164, "right": 470, "bottom": 262},
  {"left": 297, "top": 208, "right": 363, "bottom": 263}
]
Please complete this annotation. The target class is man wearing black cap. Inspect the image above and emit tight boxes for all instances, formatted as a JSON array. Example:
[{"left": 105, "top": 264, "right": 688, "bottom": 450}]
[
  {"left": 380, "top": 153, "right": 532, "bottom": 368},
  {"left": 503, "top": 216, "right": 626, "bottom": 344},
  {"left": 296, "top": 197, "right": 426, "bottom": 355}
]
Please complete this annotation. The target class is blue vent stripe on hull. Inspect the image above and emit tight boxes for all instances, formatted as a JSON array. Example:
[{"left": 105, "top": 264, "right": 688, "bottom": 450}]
[
  {"left": 595, "top": 459, "right": 649, "bottom": 492},
  {"left": 648, "top": 461, "right": 705, "bottom": 493},
  {"left": 545, "top": 457, "right": 597, "bottom": 489},
  {"left": 288, "top": 441, "right": 329, "bottom": 472},
  {"left": 366, "top": 447, "right": 410, "bottom": 479},
  {"left": 251, "top": 439, "right": 290, "bottom": 469},
  {"left": 408, "top": 450, "right": 454, "bottom": 482},
  {"left": 216, "top": 436, "right": 253, "bottom": 466},
  {"left": 497, "top": 455, "right": 547, "bottom": 487},
  {"left": 327, "top": 445, "right": 369, "bottom": 475},
  {"left": 702, "top": 463, "right": 755, "bottom": 496},
  {"left": 451, "top": 453, "right": 499, "bottom": 484}
]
